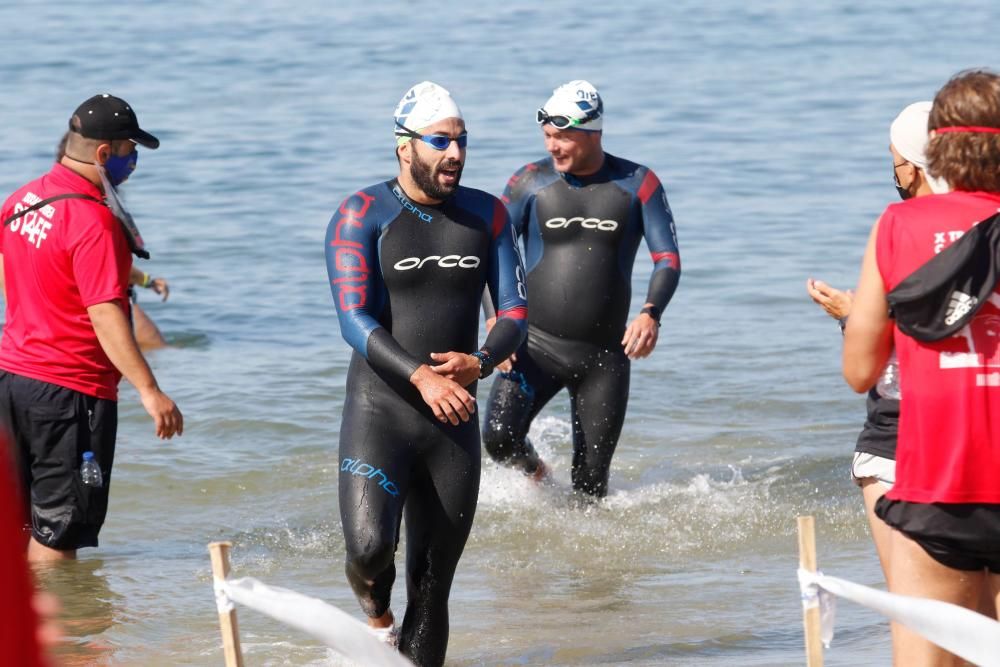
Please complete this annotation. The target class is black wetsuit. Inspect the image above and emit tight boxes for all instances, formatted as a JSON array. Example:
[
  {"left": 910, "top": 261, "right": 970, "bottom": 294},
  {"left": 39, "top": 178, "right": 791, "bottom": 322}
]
[
  {"left": 483, "top": 154, "right": 680, "bottom": 497},
  {"left": 325, "top": 179, "right": 526, "bottom": 667}
]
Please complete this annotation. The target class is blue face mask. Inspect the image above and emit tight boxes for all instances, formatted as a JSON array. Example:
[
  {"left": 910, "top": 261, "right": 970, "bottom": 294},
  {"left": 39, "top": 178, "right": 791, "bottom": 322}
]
[{"left": 104, "top": 149, "right": 137, "bottom": 186}]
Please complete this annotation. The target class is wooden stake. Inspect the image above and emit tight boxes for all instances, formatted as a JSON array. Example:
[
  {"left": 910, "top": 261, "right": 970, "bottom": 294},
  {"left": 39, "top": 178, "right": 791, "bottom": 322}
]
[
  {"left": 797, "top": 516, "right": 824, "bottom": 667},
  {"left": 209, "top": 541, "right": 245, "bottom": 667}
]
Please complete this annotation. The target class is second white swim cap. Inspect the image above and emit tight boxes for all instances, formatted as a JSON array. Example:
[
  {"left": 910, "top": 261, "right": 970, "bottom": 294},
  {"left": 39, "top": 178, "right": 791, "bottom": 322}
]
[{"left": 540, "top": 80, "right": 604, "bottom": 131}]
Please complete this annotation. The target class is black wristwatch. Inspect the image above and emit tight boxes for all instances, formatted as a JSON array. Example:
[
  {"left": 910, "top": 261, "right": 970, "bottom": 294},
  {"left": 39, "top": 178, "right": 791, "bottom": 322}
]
[
  {"left": 640, "top": 305, "right": 662, "bottom": 326},
  {"left": 471, "top": 350, "right": 495, "bottom": 379}
]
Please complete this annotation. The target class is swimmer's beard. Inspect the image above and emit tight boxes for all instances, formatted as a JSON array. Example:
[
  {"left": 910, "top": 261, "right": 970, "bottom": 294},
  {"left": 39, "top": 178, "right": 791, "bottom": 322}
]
[{"left": 410, "top": 150, "right": 463, "bottom": 201}]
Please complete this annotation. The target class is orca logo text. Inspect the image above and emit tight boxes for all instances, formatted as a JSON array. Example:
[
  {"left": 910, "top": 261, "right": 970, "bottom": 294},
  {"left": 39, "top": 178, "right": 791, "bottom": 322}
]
[
  {"left": 545, "top": 216, "right": 619, "bottom": 232},
  {"left": 394, "top": 255, "right": 481, "bottom": 271}
]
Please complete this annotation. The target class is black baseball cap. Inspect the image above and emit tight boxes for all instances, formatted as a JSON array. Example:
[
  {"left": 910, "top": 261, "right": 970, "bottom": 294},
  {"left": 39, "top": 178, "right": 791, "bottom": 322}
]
[{"left": 68, "top": 94, "right": 160, "bottom": 149}]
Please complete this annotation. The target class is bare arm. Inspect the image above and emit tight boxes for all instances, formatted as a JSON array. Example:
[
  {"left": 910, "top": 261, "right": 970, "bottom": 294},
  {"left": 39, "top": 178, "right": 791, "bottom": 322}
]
[
  {"left": 842, "top": 220, "right": 894, "bottom": 392},
  {"left": 87, "top": 301, "right": 182, "bottom": 438},
  {"left": 129, "top": 266, "right": 169, "bottom": 301}
]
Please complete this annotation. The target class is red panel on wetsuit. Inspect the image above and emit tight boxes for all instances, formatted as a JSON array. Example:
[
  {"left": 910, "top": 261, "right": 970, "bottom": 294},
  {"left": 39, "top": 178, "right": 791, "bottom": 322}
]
[
  {"left": 636, "top": 170, "right": 661, "bottom": 204},
  {"left": 491, "top": 198, "right": 507, "bottom": 239},
  {"left": 498, "top": 305, "right": 527, "bottom": 320},
  {"left": 651, "top": 251, "right": 680, "bottom": 270}
]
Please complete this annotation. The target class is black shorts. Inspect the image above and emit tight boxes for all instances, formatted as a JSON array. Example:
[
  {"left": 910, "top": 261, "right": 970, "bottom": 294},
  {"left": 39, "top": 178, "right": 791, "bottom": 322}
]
[
  {"left": 0, "top": 371, "right": 117, "bottom": 550},
  {"left": 875, "top": 496, "right": 1000, "bottom": 572}
]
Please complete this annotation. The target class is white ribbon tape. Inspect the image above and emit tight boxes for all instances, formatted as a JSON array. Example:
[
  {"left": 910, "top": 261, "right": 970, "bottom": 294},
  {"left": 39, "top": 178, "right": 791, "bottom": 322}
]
[
  {"left": 223, "top": 576, "right": 413, "bottom": 666},
  {"left": 797, "top": 567, "right": 1000, "bottom": 665},
  {"left": 213, "top": 576, "right": 235, "bottom": 614},
  {"left": 797, "top": 569, "right": 836, "bottom": 647}
]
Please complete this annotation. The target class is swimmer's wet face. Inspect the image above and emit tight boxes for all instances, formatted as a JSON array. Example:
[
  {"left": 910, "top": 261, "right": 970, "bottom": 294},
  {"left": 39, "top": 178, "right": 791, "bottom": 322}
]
[
  {"left": 542, "top": 123, "right": 603, "bottom": 176},
  {"left": 404, "top": 117, "right": 466, "bottom": 201}
]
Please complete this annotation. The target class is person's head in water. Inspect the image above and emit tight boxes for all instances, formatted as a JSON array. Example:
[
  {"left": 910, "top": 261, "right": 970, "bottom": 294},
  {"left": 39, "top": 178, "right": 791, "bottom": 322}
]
[
  {"left": 926, "top": 69, "right": 1000, "bottom": 194},
  {"left": 60, "top": 94, "right": 159, "bottom": 189},
  {"left": 393, "top": 81, "right": 466, "bottom": 205},
  {"left": 889, "top": 101, "right": 945, "bottom": 200},
  {"left": 536, "top": 79, "right": 605, "bottom": 176}
]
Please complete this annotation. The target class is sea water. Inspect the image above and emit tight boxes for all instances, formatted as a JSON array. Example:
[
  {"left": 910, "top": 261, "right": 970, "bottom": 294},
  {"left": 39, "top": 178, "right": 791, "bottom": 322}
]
[{"left": 1, "top": 1, "right": 997, "bottom": 664}]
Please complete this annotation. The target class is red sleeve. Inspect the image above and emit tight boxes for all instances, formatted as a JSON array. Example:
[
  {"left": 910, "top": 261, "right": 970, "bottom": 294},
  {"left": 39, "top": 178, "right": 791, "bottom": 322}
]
[
  {"left": 71, "top": 214, "right": 130, "bottom": 308},
  {"left": 875, "top": 209, "right": 895, "bottom": 290}
]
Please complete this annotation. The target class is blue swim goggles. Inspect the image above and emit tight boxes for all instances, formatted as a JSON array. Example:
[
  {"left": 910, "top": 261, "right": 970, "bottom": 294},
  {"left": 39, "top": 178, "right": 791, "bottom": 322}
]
[{"left": 395, "top": 121, "right": 468, "bottom": 150}]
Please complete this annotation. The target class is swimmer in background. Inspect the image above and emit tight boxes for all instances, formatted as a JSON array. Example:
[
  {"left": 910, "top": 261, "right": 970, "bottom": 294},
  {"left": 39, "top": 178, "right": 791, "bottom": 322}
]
[{"left": 482, "top": 80, "right": 681, "bottom": 498}]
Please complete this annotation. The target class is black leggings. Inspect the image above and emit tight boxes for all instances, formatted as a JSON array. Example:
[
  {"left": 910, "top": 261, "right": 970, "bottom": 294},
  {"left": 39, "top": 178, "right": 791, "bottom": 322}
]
[
  {"left": 339, "top": 358, "right": 479, "bottom": 667},
  {"left": 483, "top": 327, "right": 630, "bottom": 497}
]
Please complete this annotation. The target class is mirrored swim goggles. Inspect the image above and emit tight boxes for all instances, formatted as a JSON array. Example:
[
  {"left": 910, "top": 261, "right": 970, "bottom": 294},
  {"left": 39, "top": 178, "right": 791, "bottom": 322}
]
[
  {"left": 395, "top": 121, "right": 468, "bottom": 150},
  {"left": 535, "top": 103, "right": 603, "bottom": 130}
]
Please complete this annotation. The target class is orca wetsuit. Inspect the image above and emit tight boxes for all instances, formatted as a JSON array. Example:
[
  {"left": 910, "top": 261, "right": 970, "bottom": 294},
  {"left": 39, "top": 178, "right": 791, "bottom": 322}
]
[
  {"left": 326, "top": 179, "right": 526, "bottom": 667},
  {"left": 483, "top": 153, "right": 680, "bottom": 497}
]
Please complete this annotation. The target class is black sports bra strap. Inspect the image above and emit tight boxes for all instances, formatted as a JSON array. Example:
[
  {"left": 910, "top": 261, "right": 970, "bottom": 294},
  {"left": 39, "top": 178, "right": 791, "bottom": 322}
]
[{"left": 2, "top": 193, "right": 103, "bottom": 228}]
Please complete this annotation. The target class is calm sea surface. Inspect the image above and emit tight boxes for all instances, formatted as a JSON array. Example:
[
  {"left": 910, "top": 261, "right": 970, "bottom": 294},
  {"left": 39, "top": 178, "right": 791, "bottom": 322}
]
[{"left": 1, "top": 1, "right": 998, "bottom": 665}]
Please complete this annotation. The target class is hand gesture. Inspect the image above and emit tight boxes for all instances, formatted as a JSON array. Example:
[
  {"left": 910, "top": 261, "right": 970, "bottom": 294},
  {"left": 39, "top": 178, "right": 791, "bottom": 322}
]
[
  {"left": 806, "top": 278, "right": 853, "bottom": 320},
  {"left": 429, "top": 351, "right": 480, "bottom": 388},
  {"left": 411, "top": 365, "right": 477, "bottom": 425},
  {"left": 150, "top": 277, "right": 170, "bottom": 302}
]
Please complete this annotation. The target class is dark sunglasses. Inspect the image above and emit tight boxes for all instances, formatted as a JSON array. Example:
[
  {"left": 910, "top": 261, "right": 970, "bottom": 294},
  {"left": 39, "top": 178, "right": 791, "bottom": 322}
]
[{"left": 395, "top": 121, "right": 468, "bottom": 150}]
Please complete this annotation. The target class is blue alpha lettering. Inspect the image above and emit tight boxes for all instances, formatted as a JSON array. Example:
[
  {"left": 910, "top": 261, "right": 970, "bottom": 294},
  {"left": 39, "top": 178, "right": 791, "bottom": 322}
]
[
  {"left": 340, "top": 457, "right": 400, "bottom": 496},
  {"left": 392, "top": 184, "right": 433, "bottom": 223}
]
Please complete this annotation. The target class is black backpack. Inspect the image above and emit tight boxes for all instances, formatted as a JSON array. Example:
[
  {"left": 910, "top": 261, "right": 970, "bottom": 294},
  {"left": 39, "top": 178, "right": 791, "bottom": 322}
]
[{"left": 887, "top": 212, "right": 1000, "bottom": 342}]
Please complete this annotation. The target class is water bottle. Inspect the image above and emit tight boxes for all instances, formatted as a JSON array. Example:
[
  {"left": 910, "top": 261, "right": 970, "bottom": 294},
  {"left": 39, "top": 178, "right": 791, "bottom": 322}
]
[
  {"left": 876, "top": 352, "right": 901, "bottom": 400},
  {"left": 80, "top": 451, "right": 103, "bottom": 488}
]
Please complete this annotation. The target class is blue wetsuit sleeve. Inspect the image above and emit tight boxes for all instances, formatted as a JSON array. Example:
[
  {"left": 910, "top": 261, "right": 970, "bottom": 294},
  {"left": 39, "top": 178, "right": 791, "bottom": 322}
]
[
  {"left": 325, "top": 190, "right": 423, "bottom": 382},
  {"left": 483, "top": 197, "right": 528, "bottom": 361},
  {"left": 482, "top": 164, "right": 534, "bottom": 322},
  {"left": 637, "top": 169, "right": 681, "bottom": 311},
  {"left": 501, "top": 164, "right": 534, "bottom": 238}
]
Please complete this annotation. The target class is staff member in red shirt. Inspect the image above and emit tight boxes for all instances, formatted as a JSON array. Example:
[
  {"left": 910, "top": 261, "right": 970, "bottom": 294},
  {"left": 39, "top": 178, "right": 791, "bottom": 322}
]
[
  {"left": 844, "top": 70, "right": 1000, "bottom": 664},
  {"left": 0, "top": 94, "right": 183, "bottom": 563}
]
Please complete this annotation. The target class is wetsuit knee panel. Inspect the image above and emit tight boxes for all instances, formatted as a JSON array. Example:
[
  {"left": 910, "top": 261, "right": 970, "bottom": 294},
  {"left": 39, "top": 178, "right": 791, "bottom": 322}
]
[{"left": 345, "top": 540, "right": 397, "bottom": 580}]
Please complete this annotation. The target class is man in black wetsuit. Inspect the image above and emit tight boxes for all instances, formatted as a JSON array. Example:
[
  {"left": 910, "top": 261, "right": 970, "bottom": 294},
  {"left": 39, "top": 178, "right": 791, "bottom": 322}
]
[
  {"left": 325, "top": 81, "right": 527, "bottom": 667},
  {"left": 483, "top": 80, "right": 681, "bottom": 498}
]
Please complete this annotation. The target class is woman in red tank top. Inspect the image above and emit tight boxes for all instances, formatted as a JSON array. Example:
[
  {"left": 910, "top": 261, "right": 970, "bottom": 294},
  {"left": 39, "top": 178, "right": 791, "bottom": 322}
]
[{"left": 844, "top": 69, "right": 1000, "bottom": 665}]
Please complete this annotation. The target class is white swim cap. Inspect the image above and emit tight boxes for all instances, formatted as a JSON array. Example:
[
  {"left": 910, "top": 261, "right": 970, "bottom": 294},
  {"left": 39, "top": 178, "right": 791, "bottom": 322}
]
[
  {"left": 890, "top": 101, "right": 932, "bottom": 169},
  {"left": 393, "top": 81, "right": 463, "bottom": 146},
  {"left": 538, "top": 80, "right": 603, "bottom": 132}
]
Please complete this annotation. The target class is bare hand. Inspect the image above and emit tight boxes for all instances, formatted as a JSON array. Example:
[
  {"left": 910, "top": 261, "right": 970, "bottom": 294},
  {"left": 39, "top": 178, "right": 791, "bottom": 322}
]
[
  {"left": 429, "top": 351, "right": 480, "bottom": 388},
  {"left": 806, "top": 278, "right": 853, "bottom": 320},
  {"left": 151, "top": 277, "right": 170, "bottom": 302},
  {"left": 621, "top": 312, "right": 659, "bottom": 360},
  {"left": 411, "top": 365, "right": 477, "bottom": 425},
  {"left": 139, "top": 388, "right": 183, "bottom": 438}
]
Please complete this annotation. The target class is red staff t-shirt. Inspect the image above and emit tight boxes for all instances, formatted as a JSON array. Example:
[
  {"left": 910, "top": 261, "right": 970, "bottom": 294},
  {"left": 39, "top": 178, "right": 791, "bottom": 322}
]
[
  {"left": 876, "top": 190, "right": 1000, "bottom": 504},
  {"left": 0, "top": 164, "right": 132, "bottom": 400}
]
